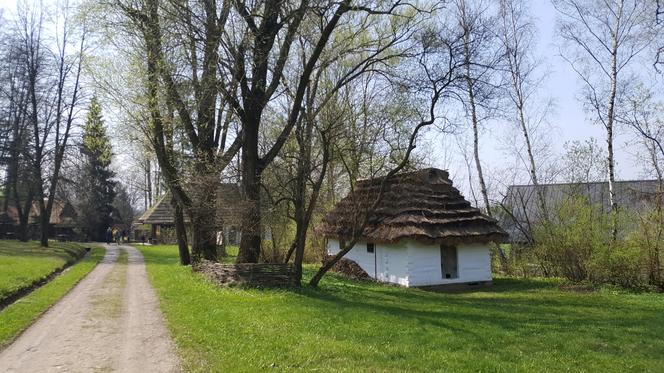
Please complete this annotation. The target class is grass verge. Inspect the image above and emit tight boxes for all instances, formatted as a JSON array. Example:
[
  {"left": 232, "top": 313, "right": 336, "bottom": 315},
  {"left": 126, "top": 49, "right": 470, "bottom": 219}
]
[
  {"left": 140, "top": 244, "right": 664, "bottom": 372},
  {"left": 0, "top": 240, "right": 90, "bottom": 303},
  {"left": 0, "top": 246, "right": 104, "bottom": 349}
]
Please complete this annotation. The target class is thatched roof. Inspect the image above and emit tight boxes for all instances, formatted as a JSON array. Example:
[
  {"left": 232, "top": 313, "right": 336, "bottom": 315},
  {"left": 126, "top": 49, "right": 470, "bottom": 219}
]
[
  {"left": 1, "top": 199, "right": 77, "bottom": 227},
  {"left": 500, "top": 179, "right": 663, "bottom": 243},
  {"left": 319, "top": 168, "right": 507, "bottom": 245},
  {"left": 138, "top": 183, "right": 242, "bottom": 226}
]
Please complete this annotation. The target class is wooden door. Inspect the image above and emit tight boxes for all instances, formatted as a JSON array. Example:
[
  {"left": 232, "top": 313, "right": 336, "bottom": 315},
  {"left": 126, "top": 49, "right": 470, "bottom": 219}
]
[{"left": 440, "top": 245, "right": 458, "bottom": 279}]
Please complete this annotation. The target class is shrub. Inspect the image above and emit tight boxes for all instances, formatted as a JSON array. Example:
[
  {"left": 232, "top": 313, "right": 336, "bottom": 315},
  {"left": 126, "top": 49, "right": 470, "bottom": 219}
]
[{"left": 528, "top": 195, "right": 664, "bottom": 291}]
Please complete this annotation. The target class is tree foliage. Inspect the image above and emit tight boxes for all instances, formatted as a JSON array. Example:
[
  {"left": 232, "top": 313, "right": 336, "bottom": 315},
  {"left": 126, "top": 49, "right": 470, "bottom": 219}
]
[{"left": 77, "top": 97, "right": 116, "bottom": 241}]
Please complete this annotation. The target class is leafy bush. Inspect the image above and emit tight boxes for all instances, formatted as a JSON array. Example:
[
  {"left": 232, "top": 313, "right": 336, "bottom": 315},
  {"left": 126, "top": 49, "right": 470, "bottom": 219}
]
[{"left": 529, "top": 195, "right": 663, "bottom": 291}]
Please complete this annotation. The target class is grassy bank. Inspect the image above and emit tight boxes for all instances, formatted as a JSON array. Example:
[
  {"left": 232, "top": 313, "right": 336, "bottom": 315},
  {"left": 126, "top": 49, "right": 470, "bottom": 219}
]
[
  {"left": 0, "top": 241, "right": 91, "bottom": 302},
  {"left": 0, "top": 246, "right": 104, "bottom": 349},
  {"left": 140, "top": 244, "right": 664, "bottom": 372}
]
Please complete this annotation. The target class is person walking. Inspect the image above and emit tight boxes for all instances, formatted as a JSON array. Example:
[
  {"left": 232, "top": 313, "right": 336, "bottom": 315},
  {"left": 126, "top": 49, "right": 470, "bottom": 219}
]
[{"left": 106, "top": 227, "right": 112, "bottom": 244}]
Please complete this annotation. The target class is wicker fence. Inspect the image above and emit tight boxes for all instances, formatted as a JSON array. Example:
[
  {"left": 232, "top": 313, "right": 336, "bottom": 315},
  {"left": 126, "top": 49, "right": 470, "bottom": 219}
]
[{"left": 194, "top": 261, "right": 297, "bottom": 287}]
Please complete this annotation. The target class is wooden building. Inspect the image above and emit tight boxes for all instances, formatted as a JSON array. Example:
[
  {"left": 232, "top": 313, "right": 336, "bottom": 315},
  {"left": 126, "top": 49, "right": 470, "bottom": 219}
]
[
  {"left": 0, "top": 199, "right": 79, "bottom": 240},
  {"left": 138, "top": 183, "right": 243, "bottom": 244}
]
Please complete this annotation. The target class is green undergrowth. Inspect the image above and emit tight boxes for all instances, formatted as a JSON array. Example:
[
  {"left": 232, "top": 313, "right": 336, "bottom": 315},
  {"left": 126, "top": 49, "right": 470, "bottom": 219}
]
[
  {"left": 0, "top": 246, "right": 104, "bottom": 349},
  {"left": 140, "top": 245, "right": 664, "bottom": 372}
]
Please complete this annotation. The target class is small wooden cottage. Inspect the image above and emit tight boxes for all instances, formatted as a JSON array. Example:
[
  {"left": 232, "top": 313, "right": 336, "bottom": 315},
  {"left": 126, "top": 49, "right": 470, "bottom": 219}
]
[
  {"left": 319, "top": 168, "right": 507, "bottom": 287},
  {"left": 138, "top": 183, "right": 242, "bottom": 244},
  {"left": 0, "top": 199, "right": 79, "bottom": 240}
]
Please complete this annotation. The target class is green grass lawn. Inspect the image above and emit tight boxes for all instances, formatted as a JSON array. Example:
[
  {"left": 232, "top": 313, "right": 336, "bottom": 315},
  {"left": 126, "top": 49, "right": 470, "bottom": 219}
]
[
  {"left": 0, "top": 246, "right": 104, "bottom": 349},
  {"left": 0, "top": 240, "right": 91, "bottom": 303},
  {"left": 140, "top": 244, "right": 664, "bottom": 372}
]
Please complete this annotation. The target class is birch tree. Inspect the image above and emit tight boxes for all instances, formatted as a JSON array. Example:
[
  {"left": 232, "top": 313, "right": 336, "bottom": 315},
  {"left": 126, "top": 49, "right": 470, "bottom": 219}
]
[
  {"left": 452, "top": 0, "right": 500, "bottom": 217},
  {"left": 553, "top": 0, "right": 660, "bottom": 240},
  {"left": 497, "top": 0, "right": 549, "bottom": 217}
]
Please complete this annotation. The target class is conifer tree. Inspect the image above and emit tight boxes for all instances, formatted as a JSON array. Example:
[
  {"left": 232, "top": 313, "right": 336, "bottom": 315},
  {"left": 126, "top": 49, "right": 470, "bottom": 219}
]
[{"left": 77, "top": 96, "right": 116, "bottom": 241}]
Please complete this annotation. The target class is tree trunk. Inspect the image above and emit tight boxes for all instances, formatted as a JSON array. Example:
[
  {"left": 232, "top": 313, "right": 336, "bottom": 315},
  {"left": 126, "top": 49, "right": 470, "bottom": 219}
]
[
  {"left": 464, "top": 49, "right": 491, "bottom": 217},
  {"left": 16, "top": 197, "right": 33, "bottom": 242},
  {"left": 39, "top": 203, "right": 49, "bottom": 246},
  {"left": 172, "top": 196, "right": 191, "bottom": 265},
  {"left": 237, "top": 117, "right": 262, "bottom": 263},
  {"left": 607, "top": 38, "right": 619, "bottom": 242},
  {"left": 291, "top": 119, "right": 311, "bottom": 284},
  {"left": 189, "top": 172, "right": 218, "bottom": 261},
  {"left": 463, "top": 33, "right": 508, "bottom": 270},
  {"left": 237, "top": 171, "right": 262, "bottom": 263},
  {"left": 146, "top": 159, "right": 152, "bottom": 207}
]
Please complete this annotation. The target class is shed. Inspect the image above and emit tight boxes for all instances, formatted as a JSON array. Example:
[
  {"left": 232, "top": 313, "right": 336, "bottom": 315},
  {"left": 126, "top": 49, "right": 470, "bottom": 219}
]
[
  {"left": 319, "top": 168, "right": 507, "bottom": 287},
  {"left": 138, "top": 183, "right": 242, "bottom": 244}
]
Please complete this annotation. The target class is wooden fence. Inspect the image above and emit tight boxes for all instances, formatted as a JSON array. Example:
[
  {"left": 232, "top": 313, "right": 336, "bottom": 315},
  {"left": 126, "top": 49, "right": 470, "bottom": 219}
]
[{"left": 194, "top": 261, "right": 297, "bottom": 287}]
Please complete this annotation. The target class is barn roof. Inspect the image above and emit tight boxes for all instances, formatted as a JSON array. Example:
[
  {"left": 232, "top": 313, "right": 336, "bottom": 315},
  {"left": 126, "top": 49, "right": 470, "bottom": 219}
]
[
  {"left": 138, "top": 183, "right": 242, "bottom": 226},
  {"left": 499, "top": 179, "right": 663, "bottom": 243},
  {"left": 319, "top": 168, "right": 507, "bottom": 245},
  {"left": 1, "top": 199, "right": 77, "bottom": 227}
]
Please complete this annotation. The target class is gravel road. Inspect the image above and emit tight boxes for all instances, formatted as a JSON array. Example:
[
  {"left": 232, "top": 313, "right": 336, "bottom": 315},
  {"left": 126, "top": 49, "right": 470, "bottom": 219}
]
[{"left": 0, "top": 244, "right": 181, "bottom": 372}]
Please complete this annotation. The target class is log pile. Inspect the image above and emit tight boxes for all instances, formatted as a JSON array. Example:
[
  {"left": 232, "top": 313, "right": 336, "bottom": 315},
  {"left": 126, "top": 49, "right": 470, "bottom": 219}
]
[
  {"left": 328, "top": 256, "right": 371, "bottom": 280},
  {"left": 194, "top": 261, "right": 297, "bottom": 287}
]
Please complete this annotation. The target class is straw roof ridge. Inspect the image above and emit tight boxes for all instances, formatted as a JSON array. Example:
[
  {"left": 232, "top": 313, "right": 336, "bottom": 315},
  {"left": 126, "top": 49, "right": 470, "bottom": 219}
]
[
  {"left": 319, "top": 168, "right": 507, "bottom": 245},
  {"left": 139, "top": 183, "right": 243, "bottom": 226}
]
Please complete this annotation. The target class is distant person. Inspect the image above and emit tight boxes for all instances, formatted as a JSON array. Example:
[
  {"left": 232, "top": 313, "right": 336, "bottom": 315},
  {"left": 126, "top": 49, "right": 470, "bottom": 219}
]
[
  {"left": 106, "top": 227, "right": 112, "bottom": 244},
  {"left": 141, "top": 234, "right": 146, "bottom": 245}
]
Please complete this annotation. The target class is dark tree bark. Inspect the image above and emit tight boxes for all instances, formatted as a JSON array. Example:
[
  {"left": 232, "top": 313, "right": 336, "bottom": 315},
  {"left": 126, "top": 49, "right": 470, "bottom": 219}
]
[
  {"left": 171, "top": 196, "right": 191, "bottom": 265},
  {"left": 234, "top": 0, "right": 351, "bottom": 263},
  {"left": 120, "top": 0, "right": 241, "bottom": 263}
]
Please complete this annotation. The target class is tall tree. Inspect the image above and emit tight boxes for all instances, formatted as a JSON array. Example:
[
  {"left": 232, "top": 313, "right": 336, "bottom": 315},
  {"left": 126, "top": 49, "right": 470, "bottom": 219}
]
[
  {"left": 554, "top": 0, "right": 660, "bottom": 240},
  {"left": 222, "top": 0, "right": 416, "bottom": 263},
  {"left": 452, "top": 0, "right": 500, "bottom": 218},
  {"left": 12, "top": 0, "right": 86, "bottom": 246},
  {"left": 77, "top": 97, "right": 116, "bottom": 241},
  {"left": 498, "top": 0, "right": 549, "bottom": 218},
  {"left": 0, "top": 26, "right": 34, "bottom": 241},
  {"left": 309, "top": 24, "right": 466, "bottom": 286},
  {"left": 116, "top": 0, "right": 241, "bottom": 262}
]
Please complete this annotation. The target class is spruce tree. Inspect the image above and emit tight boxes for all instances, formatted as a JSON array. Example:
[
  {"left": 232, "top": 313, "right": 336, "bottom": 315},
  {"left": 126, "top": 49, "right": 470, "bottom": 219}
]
[{"left": 78, "top": 96, "right": 116, "bottom": 241}]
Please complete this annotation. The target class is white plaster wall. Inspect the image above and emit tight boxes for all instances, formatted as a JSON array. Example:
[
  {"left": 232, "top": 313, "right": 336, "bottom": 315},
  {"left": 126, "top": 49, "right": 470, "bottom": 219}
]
[
  {"left": 407, "top": 241, "right": 492, "bottom": 287},
  {"left": 327, "top": 238, "right": 492, "bottom": 287},
  {"left": 375, "top": 242, "right": 409, "bottom": 286},
  {"left": 326, "top": 239, "right": 377, "bottom": 278}
]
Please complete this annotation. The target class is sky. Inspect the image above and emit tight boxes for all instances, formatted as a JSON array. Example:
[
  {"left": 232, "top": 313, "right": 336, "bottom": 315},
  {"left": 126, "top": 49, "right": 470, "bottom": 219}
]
[
  {"left": 1, "top": 0, "right": 659, "bottom": 200},
  {"left": 426, "top": 0, "right": 660, "bottom": 202}
]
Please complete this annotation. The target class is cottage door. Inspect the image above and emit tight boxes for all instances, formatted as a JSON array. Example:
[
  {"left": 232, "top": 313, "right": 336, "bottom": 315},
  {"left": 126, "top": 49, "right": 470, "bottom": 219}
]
[{"left": 440, "top": 245, "right": 458, "bottom": 279}]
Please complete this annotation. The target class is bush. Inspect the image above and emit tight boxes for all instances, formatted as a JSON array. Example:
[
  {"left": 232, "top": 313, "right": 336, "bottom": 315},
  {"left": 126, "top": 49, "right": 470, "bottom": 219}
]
[
  {"left": 532, "top": 196, "right": 608, "bottom": 281},
  {"left": 530, "top": 195, "right": 663, "bottom": 291}
]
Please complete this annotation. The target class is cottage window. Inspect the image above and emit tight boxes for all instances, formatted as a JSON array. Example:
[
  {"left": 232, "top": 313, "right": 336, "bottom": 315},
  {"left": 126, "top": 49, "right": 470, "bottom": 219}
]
[
  {"left": 441, "top": 245, "right": 458, "bottom": 279},
  {"left": 367, "top": 242, "right": 375, "bottom": 253}
]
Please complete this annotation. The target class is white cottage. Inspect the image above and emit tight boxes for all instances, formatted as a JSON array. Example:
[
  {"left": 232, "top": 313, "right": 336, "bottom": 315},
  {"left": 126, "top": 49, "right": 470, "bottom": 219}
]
[{"left": 319, "top": 168, "right": 507, "bottom": 287}]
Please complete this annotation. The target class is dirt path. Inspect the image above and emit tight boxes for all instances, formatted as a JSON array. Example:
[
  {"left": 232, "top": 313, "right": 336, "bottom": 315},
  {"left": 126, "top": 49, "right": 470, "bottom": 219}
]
[{"left": 0, "top": 245, "right": 181, "bottom": 372}]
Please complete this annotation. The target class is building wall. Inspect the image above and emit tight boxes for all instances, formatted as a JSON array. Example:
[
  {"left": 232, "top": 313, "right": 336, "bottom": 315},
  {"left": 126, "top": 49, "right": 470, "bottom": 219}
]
[
  {"left": 406, "top": 241, "right": 492, "bottom": 287},
  {"left": 327, "top": 239, "right": 384, "bottom": 281},
  {"left": 375, "top": 241, "right": 410, "bottom": 286},
  {"left": 327, "top": 239, "right": 492, "bottom": 287}
]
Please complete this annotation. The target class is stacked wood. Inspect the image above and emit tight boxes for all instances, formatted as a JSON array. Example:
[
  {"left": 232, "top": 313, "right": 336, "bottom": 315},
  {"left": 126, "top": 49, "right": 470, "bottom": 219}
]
[
  {"left": 194, "top": 261, "right": 297, "bottom": 287},
  {"left": 327, "top": 256, "right": 371, "bottom": 280}
]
